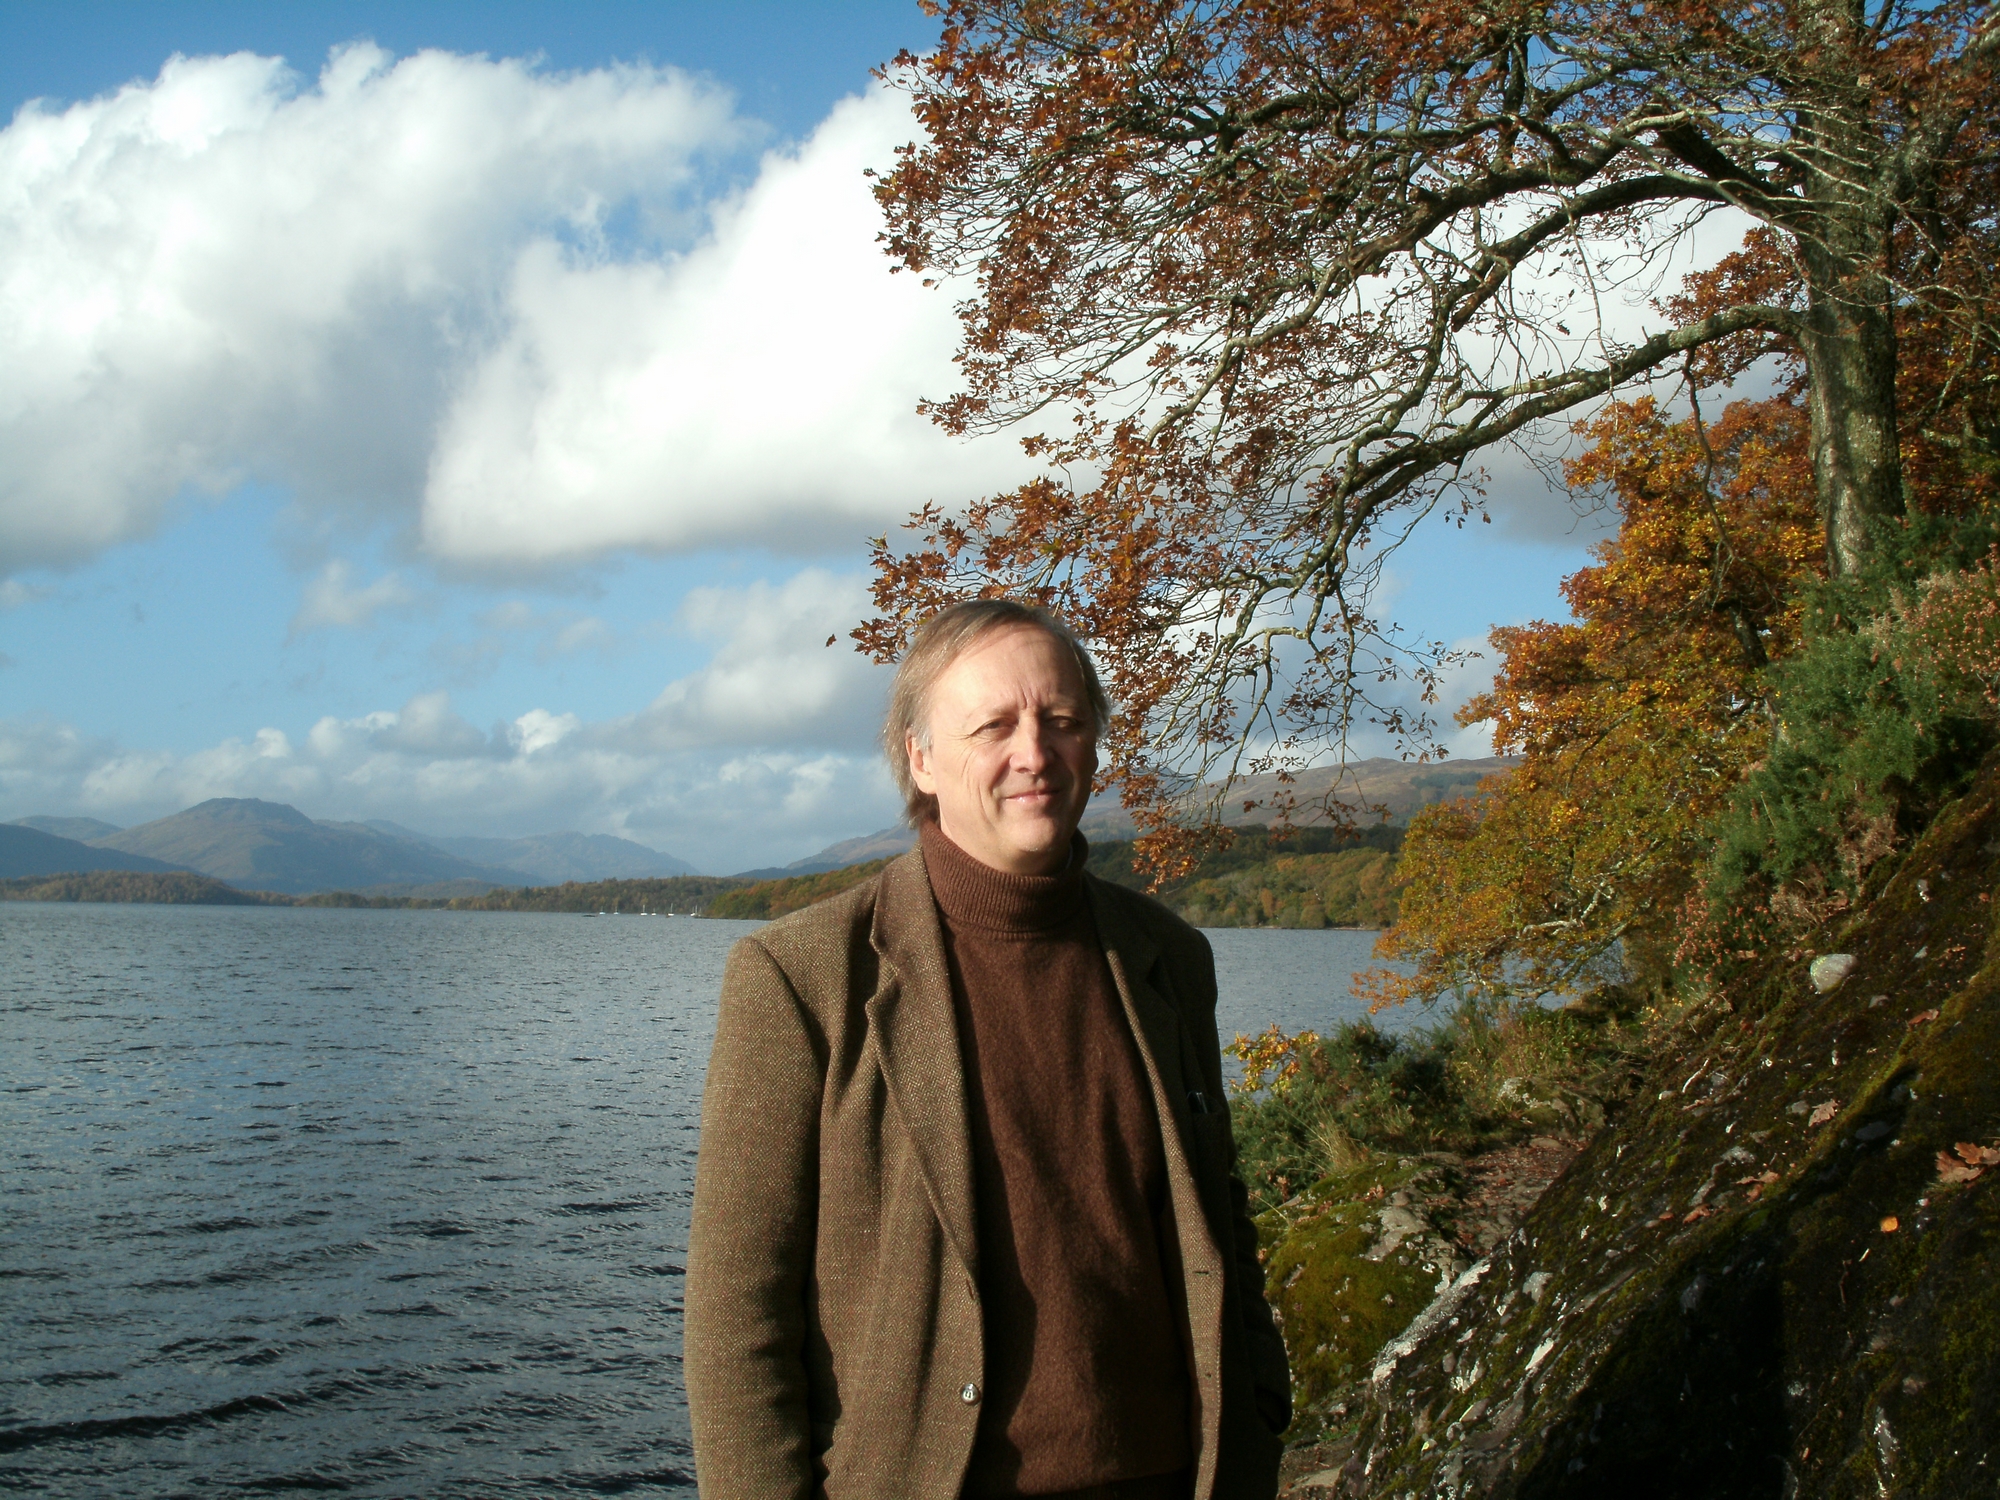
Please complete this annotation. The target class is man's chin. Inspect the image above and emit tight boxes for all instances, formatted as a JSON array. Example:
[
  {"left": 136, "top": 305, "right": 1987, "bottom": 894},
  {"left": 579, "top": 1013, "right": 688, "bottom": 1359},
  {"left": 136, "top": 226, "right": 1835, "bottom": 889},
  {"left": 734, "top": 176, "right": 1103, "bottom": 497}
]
[{"left": 998, "top": 816, "right": 1080, "bottom": 865}]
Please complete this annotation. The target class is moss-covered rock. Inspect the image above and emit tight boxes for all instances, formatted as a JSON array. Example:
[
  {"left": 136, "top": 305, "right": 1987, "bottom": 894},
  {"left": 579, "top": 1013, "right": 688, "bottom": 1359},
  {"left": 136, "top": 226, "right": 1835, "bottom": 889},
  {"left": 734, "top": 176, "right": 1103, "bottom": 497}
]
[
  {"left": 1261, "top": 1159, "right": 1471, "bottom": 1423},
  {"left": 1303, "top": 754, "right": 2000, "bottom": 1497}
]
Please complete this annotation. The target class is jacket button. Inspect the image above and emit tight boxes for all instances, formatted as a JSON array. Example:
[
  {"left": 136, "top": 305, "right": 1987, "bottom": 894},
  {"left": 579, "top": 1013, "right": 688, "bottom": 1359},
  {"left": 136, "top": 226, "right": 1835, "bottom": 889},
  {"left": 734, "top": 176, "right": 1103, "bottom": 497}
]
[{"left": 960, "top": 1383, "right": 980, "bottom": 1404}]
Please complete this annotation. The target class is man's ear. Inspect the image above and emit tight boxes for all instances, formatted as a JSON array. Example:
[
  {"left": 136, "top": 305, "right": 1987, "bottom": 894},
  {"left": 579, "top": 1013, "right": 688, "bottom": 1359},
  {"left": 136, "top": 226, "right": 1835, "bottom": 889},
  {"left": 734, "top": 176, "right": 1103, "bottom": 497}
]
[{"left": 907, "top": 732, "right": 937, "bottom": 794}]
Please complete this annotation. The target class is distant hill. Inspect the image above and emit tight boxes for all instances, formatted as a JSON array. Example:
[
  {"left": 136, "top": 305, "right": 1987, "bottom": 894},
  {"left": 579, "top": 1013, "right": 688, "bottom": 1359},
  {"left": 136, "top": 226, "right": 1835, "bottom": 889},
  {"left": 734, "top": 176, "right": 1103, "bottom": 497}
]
[
  {"left": 707, "top": 861, "right": 896, "bottom": 918},
  {"left": 735, "top": 826, "right": 918, "bottom": 878},
  {"left": 1192, "top": 755, "right": 1518, "bottom": 828},
  {"left": 770, "top": 756, "right": 1517, "bottom": 876},
  {"left": 402, "top": 829, "right": 696, "bottom": 883},
  {"left": 0, "top": 823, "right": 187, "bottom": 880},
  {"left": 0, "top": 870, "right": 291, "bottom": 905},
  {"left": 706, "top": 825, "right": 1408, "bottom": 928},
  {"left": 0, "top": 829, "right": 1407, "bottom": 927},
  {"left": 89, "top": 798, "right": 524, "bottom": 896},
  {"left": 12, "top": 815, "right": 124, "bottom": 842}
]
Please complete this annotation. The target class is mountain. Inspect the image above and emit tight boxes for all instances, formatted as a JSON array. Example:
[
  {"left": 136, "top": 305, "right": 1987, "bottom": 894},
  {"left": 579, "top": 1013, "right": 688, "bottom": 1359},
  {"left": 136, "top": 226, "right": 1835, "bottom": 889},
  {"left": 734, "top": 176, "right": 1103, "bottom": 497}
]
[
  {"left": 1179, "top": 754, "right": 1519, "bottom": 829},
  {"left": 400, "top": 830, "right": 696, "bottom": 883},
  {"left": 769, "top": 756, "right": 1520, "bottom": 876},
  {"left": 747, "top": 826, "right": 919, "bottom": 878},
  {"left": 90, "top": 799, "right": 524, "bottom": 895},
  {"left": 0, "top": 823, "right": 187, "bottom": 880},
  {"left": 12, "top": 815, "right": 125, "bottom": 842}
]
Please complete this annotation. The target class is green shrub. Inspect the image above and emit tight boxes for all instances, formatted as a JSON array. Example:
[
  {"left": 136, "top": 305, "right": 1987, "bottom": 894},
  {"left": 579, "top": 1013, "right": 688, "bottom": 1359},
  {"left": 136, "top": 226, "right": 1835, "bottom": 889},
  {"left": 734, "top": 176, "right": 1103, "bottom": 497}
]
[
  {"left": 1226, "top": 1000, "right": 1616, "bottom": 1210},
  {"left": 1708, "top": 528, "right": 2000, "bottom": 932}
]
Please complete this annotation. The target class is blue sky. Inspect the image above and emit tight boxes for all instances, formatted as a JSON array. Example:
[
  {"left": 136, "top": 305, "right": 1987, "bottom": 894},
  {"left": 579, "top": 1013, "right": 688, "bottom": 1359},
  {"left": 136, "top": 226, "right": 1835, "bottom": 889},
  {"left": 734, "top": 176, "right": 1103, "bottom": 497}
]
[{"left": 0, "top": 2, "right": 1606, "bottom": 872}]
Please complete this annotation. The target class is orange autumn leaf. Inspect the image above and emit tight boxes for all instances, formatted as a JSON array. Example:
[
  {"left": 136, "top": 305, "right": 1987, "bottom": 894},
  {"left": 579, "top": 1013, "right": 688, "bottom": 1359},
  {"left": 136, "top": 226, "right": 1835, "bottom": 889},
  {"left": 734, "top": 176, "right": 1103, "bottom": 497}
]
[{"left": 1936, "top": 1149, "right": 1987, "bottom": 1185}]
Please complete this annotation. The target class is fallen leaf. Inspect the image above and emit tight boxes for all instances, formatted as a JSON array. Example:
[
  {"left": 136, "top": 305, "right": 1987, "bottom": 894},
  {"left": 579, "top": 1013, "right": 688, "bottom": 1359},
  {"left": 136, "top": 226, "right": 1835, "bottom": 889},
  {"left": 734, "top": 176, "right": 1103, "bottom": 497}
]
[
  {"left": 1936, "top": 1150, "right": 1985, "bottom": 1185},
  {"left": 1683, "top": 1205, "right": 1715, "bottom": 1223},
  {"left": 1880, "top": 1216, "right": 1899, "bottom": 1233},
  {"left": 1759, "top": 1170, "right": 1780, "bottom": 1183},
  {"left": 1745, "top": 1184, "right": 1764, "bottom": 1202},
  {"left": 1908, "top": 1009, "right": 1940, "bottom": 1027},
  {"left": 1809, "top": 1100, "right": 1840, "bottom": 1127},
  {"left": 1954, "top": 1141, "right": 2000, "bottom": 1167}
]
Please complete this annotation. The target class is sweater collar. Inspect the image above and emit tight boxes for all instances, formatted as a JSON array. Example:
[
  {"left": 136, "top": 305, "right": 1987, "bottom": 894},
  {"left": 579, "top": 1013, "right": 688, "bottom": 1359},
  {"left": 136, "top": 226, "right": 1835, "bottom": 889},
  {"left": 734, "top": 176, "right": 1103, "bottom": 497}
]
[{"left": 918, "top": 818, "right": 1088, "bottom": 934}]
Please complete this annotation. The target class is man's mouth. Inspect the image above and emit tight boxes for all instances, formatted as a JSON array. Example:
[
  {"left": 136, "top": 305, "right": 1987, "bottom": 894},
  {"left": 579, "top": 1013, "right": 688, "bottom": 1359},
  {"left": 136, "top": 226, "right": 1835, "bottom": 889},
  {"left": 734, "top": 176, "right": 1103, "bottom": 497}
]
[{"left": 1003, "top": 785, "right": 1063, "bottom": 808}]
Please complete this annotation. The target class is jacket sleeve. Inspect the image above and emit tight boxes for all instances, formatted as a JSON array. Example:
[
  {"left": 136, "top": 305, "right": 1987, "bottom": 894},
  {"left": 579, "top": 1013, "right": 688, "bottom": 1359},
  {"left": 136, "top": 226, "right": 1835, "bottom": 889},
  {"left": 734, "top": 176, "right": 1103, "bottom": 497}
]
[
  {"left": 1223, "top": 1115, "right": 1293, "bottom": 1432},
  {"left": 684, "top": 937, "right": 828, "bottom": 1498},
  {"left": 1185, "top": 934, "right": 1294, "bottom": 1434}
]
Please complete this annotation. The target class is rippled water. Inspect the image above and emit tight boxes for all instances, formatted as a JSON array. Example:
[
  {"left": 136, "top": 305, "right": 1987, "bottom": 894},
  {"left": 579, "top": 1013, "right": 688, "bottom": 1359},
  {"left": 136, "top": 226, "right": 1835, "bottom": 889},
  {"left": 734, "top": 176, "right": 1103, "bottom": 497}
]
[{"left": 1, "top": 903, "right": 1407, "bottom": 1497}]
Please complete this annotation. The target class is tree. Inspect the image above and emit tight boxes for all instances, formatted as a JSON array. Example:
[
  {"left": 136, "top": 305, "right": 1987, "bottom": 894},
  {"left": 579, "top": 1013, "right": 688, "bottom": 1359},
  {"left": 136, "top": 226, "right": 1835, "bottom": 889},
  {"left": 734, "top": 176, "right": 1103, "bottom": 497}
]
[
  {"left": 1365, "top": 394, "right": 1822, "bottom": 1007},
  {"left": 862, "top": 0, "right": 1999, "bottom": 855}
]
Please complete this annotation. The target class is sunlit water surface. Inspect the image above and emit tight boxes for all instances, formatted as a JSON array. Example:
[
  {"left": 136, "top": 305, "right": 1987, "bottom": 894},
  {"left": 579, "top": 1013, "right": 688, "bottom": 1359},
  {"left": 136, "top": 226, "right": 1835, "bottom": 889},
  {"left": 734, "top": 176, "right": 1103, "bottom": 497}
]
[{"left": 1, "top": 903, "right": 1413, "bottom": 1497}]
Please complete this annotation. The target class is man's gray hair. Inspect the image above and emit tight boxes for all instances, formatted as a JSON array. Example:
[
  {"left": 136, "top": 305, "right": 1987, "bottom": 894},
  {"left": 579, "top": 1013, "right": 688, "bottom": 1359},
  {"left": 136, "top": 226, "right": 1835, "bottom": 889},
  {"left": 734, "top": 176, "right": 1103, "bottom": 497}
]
[{"left": 882, "top": 599, "right": 1111, "bottom": 824}]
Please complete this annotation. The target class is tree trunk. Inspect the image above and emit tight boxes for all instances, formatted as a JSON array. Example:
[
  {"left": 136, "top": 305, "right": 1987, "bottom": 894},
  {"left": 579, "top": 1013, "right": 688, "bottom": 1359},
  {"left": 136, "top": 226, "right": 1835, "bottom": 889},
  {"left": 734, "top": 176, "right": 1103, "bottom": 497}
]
[
  {"left": 1799, "top": 260, "right": 1903, "bottom": 576},
  {"left": 1792, "top": 0, "right": 1907, "bottom": 577}
]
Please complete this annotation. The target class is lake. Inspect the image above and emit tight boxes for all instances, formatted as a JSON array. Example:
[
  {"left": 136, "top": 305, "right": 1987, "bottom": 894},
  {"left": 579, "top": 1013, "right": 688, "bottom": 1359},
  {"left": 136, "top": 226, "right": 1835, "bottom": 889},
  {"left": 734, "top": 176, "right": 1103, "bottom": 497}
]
[{"left": 0, "top": 902, "right": 1418, "bottom": 1497}]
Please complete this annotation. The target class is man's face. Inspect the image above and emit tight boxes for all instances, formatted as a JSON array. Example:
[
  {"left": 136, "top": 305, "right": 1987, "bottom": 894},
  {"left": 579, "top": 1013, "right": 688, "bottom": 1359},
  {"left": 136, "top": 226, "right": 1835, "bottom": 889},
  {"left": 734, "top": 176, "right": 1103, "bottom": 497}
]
[{"left": 907, "top": 625, "right": 1098, "bottom": 876}]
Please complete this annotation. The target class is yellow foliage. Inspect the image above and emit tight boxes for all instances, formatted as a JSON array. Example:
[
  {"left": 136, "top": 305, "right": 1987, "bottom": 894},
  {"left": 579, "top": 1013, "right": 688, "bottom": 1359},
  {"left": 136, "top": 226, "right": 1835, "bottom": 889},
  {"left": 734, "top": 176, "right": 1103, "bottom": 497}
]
[{"left": 1365, "top": 397, "right": 1822, "bottom": 1008}]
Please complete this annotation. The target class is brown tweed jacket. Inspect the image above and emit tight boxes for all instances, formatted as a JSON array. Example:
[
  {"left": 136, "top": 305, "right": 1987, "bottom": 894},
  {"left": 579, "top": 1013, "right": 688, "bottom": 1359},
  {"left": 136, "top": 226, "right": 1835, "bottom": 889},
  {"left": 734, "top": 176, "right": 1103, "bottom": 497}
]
[{"left": 684, "top": 846, "right": 1291, "bottom": 1500}]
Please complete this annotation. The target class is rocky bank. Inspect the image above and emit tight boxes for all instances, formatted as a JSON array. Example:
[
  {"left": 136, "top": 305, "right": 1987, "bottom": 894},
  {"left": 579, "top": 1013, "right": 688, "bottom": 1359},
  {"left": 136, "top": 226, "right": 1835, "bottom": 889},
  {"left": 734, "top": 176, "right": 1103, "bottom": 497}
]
[{"left": 1260, "top": 756, "right": 2000, "bottom": 1497}]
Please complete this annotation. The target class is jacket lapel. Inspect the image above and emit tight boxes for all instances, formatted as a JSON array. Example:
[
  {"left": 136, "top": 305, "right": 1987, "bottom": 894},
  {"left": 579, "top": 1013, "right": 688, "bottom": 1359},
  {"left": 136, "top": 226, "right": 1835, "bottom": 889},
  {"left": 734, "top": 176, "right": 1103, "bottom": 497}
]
[
  {"left": 1088, "top": 884, "right": 1188, "bottom": 1112},
  {"left": 1090, "top": 880, "right": 1229, "bottom": 1500},
  {"left": 867, "top": 847, "right": 980, "bottom": 1280}
]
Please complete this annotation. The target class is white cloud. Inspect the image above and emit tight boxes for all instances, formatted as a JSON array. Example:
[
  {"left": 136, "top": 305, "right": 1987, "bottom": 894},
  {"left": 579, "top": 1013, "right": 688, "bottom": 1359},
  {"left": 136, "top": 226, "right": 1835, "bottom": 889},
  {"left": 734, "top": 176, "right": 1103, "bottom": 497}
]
[
  {"left": 0, "top": 44, "right": 736, "bottom": 575},
  {"left": 420, "top": 86, "right": 1032, "bottom": 563},
  {"left": 0, "top": 50, "right": 1030, "bottom": 581},
  {"left": 510, "top": 706, "right": 582, "bottom": 755},
  {"left": 473, "top": 599, "right": 617, "bottom": 662},
  {"left": 620, "top": 567, "right": 892, "bottom": 750},
  {"left": 289, "top": 558, "right": 417, "bottom": 633}
]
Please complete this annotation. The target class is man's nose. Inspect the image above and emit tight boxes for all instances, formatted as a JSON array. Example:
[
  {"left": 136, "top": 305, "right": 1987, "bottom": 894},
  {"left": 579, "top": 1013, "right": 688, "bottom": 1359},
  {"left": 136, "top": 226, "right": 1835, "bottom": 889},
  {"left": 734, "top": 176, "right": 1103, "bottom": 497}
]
[{"left": 1009, "top": 718, "right": 1051, "bottom": 772}]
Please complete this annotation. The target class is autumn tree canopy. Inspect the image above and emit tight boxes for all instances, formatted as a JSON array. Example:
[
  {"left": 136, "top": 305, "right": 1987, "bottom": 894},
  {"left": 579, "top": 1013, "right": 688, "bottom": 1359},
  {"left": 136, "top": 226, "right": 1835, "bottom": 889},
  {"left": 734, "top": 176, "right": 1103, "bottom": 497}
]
[
  {"left": 864, "top": 0, "right": 1998, "bottom": 849},
  {"left": 1366, "top": 394, "right": 1823, "bottom": 1008}
]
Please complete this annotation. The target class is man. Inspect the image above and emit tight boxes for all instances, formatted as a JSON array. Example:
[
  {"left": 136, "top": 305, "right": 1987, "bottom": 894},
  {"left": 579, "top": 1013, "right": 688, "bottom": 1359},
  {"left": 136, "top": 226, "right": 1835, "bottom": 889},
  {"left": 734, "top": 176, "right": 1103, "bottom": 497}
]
[{"left": 685, "top": 600, "right": 1290, "bottom": 1500}]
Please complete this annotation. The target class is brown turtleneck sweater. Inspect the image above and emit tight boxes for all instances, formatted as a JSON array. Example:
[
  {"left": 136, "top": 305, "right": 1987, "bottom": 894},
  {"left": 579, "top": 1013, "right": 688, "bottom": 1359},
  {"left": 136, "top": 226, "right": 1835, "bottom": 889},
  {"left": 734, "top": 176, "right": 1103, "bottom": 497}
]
[{"left": 920, "top": 821, "right": 1192, "bottom": 1499}]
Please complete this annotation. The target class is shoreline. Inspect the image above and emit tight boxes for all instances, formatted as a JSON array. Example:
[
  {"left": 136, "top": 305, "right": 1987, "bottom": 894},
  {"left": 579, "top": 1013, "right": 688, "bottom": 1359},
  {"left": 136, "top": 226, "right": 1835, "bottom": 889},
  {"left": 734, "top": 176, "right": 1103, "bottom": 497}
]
[
  {"left": 4, "top": 845, "right": 1405, "bottom": 932},
  {"left": 2, "top": 881, "right": 1393, "bottom": 933}
]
